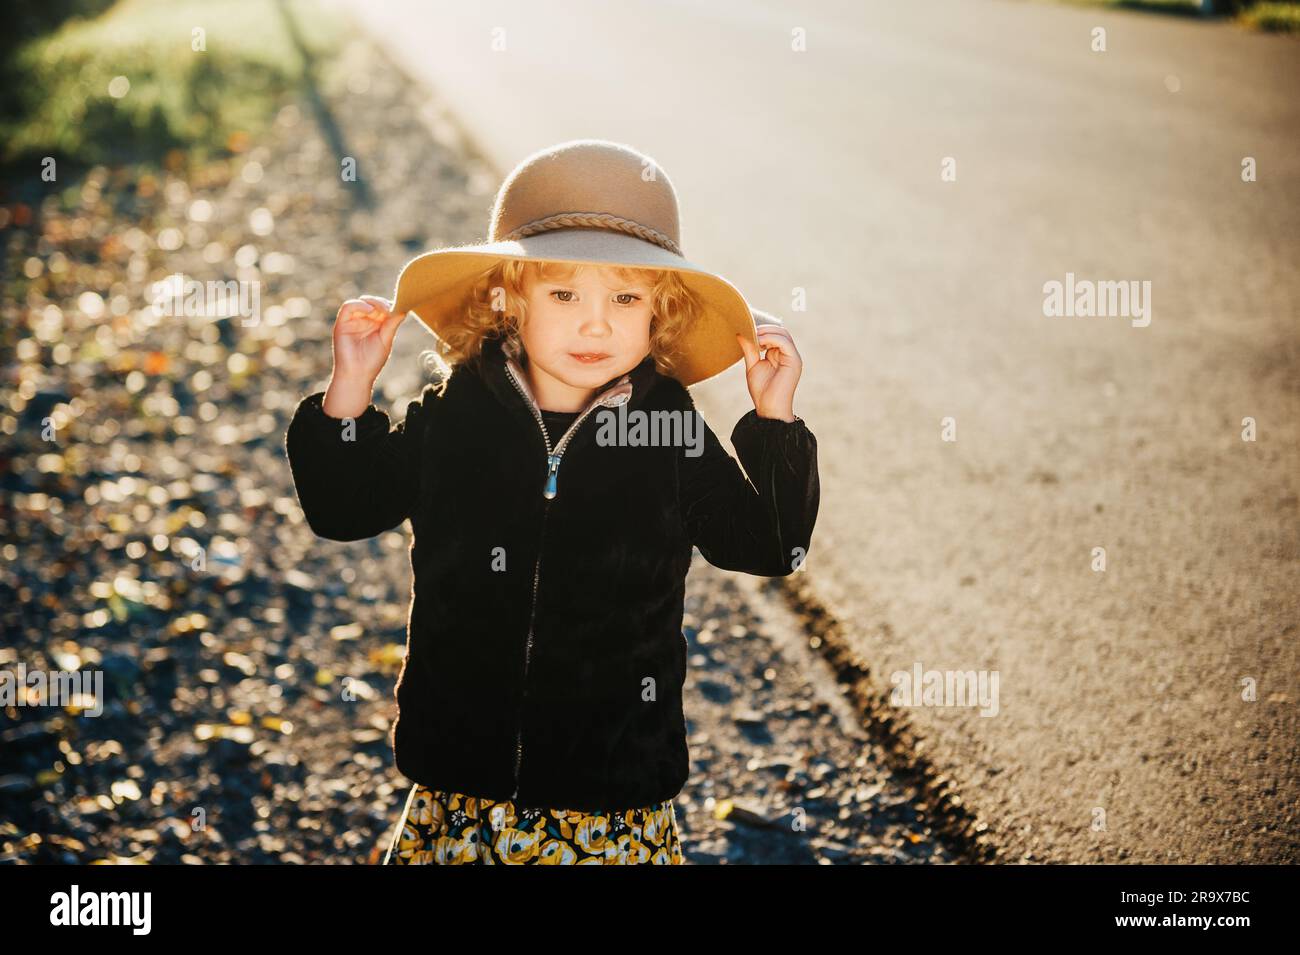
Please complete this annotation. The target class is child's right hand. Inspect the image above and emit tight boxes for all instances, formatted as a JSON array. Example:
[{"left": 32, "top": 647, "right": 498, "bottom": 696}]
[{"left": 331, "top": 296, "right": 406, "bottom": 385}]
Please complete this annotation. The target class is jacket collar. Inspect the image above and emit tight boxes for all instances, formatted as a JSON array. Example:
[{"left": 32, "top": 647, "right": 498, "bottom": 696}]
[{"left": 474, "top": 332, "right": 664, "bottom": 427}]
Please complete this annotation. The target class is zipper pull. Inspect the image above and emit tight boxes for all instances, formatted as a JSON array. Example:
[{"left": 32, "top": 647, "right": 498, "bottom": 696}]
[{"left": 544, "top": 454, "right": 560, "bottom": 499}]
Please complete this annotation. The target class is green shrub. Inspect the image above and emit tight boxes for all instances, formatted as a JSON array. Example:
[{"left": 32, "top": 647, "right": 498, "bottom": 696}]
[
  {"left": 1240, "top": 1, "right": 1300, "bottom": 29},
  {"left": 1, "top": 0, "right": 345, "bottom": 175}
]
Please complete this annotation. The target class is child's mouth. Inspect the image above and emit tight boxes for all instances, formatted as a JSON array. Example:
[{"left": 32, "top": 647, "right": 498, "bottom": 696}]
[{"left": 570, "top": 353, "right": 610, "bottom": 363}]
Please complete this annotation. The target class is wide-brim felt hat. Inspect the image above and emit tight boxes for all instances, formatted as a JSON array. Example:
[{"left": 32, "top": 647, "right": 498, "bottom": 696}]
[{"left": 391, "top": 138, "right": 781, "bottom": 388}]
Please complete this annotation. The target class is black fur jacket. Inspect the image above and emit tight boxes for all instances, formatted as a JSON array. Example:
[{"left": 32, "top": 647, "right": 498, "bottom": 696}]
[{"left": 284, "top": 332, "right": 820, "bottom": 811}]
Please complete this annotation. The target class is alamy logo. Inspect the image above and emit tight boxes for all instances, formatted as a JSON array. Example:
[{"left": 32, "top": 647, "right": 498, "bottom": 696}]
[
  {"left": 0, "top": 663, "right": 103, "bottom": 716},
  {"left": 889, "top": 662, "right": 1000, "bottom": 717},
  {"left": 1042, "top": 271, "right": 1151, "bottom": 327},
  {"left": 150, "top": 271, "right": 262, "bottom": 326},
  {"left": 594, "top": 404, "right": 704, "bottom": 458},
  {"left": 49, "top": 885, "right": 151, "bottom": 934}
]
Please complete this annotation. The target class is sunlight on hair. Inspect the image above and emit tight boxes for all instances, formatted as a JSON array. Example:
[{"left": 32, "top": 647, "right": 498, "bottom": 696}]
[{"left": 435, "top": 258, "right": 705, "bottom": 380}]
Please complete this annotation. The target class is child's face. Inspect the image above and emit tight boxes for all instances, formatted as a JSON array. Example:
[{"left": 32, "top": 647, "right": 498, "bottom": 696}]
[{"left": 516, "top": 264, "right": 655, "bottom": 411}]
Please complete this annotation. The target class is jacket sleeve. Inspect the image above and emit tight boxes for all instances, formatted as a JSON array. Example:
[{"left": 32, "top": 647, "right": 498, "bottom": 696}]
[
  {"left": 678, "top": 402, "right": 820, "bottom": 577},
  {"left": 284, "top": 388, "right": 427, "bottom": 542}
]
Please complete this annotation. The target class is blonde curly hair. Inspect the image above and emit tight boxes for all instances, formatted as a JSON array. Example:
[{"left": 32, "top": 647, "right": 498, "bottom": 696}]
[{"left": 425, "top": 258, "right": 705, "bottom": 383}]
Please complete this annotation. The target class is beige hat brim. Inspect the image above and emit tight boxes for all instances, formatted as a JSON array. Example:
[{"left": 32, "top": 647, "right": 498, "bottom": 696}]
[{"left": 392, "top": 228, "right": 780, "bottom": 387}]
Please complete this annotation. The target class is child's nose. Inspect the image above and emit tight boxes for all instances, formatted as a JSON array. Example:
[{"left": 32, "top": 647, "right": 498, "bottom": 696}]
[{"left": 577, "top": 307, "right": 614, "bottom": 334}]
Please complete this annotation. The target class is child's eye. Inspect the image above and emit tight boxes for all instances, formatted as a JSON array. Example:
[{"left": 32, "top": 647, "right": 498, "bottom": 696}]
[{"left": 550, "top": 290, "right": 641, "bottom": 305}]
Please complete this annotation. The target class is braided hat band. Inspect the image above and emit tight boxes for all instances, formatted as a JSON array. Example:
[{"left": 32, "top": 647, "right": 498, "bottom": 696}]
[{"left": 500, "top": 211, "right": 683, "bottom": 258}]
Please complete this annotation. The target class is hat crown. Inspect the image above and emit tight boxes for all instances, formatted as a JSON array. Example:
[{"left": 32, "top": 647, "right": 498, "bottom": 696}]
[{"left": 488, "top": 140, "right": 683, "bottom": 255}]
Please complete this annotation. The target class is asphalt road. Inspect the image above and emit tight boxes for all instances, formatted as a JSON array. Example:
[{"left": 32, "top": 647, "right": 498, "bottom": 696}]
[{"left": 337, "top": 0, "right": 1300, "bottom": 863}]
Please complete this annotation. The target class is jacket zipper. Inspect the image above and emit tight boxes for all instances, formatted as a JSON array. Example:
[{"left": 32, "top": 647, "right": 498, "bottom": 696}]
[
  {"left": 505, "top": 360, "right": 632, "bottom": 500},
  {"left": 503, "top": 358, "right": 632, "bottom": 801}
]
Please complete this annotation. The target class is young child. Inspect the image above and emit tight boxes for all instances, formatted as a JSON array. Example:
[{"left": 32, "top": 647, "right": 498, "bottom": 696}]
[{"left": 284, "top": 140, "right": 820, "bottom": 864}]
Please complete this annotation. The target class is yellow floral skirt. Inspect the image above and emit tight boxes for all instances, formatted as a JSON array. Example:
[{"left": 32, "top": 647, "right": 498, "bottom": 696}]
[{"left": 382, "top": 783, "right": 686, "bottom": 865}]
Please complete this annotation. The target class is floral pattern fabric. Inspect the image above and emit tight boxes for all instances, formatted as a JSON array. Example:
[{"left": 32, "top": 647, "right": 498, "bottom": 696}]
[{"left": 382, "top": 783, "right": 686, "bottom": 865}]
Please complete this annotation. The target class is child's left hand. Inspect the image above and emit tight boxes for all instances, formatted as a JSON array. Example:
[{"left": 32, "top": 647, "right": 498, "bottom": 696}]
[{"left": 736, "top": 324, "right": 803, "bottom": 422}]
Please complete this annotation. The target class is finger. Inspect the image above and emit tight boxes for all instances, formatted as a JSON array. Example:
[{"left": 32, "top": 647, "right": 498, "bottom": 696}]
[
  {"left": 756, "top": 334, "right": 796, "bottom": 359},
  {"left": 379, "top": 307, "right": 406, "bottom": 347},
  {"left": 754, "top": 325, "right": 792, "bottom": 346},
  {"left": 755, "top": 330, "right": 794, "bottom": 352},
  {"left": 359, "top": 295, "right": 392, "bottom": 313},
  {"left": 336, "top": 308, "right": 373, "bottom": 332},
  {"left": 756, "top": 328, "right": 798, "bottom": 348},
  {"left": 735, "top": 333, "right": 758, "bottom": 370},
  {"left": 339, "top": 299, "right": 381, "bottom": 322}
]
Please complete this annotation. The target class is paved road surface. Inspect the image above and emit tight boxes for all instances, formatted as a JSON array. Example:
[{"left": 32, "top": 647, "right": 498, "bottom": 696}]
[{"left": 337, "top": 0, "right": 1300, "bottom": 863}]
